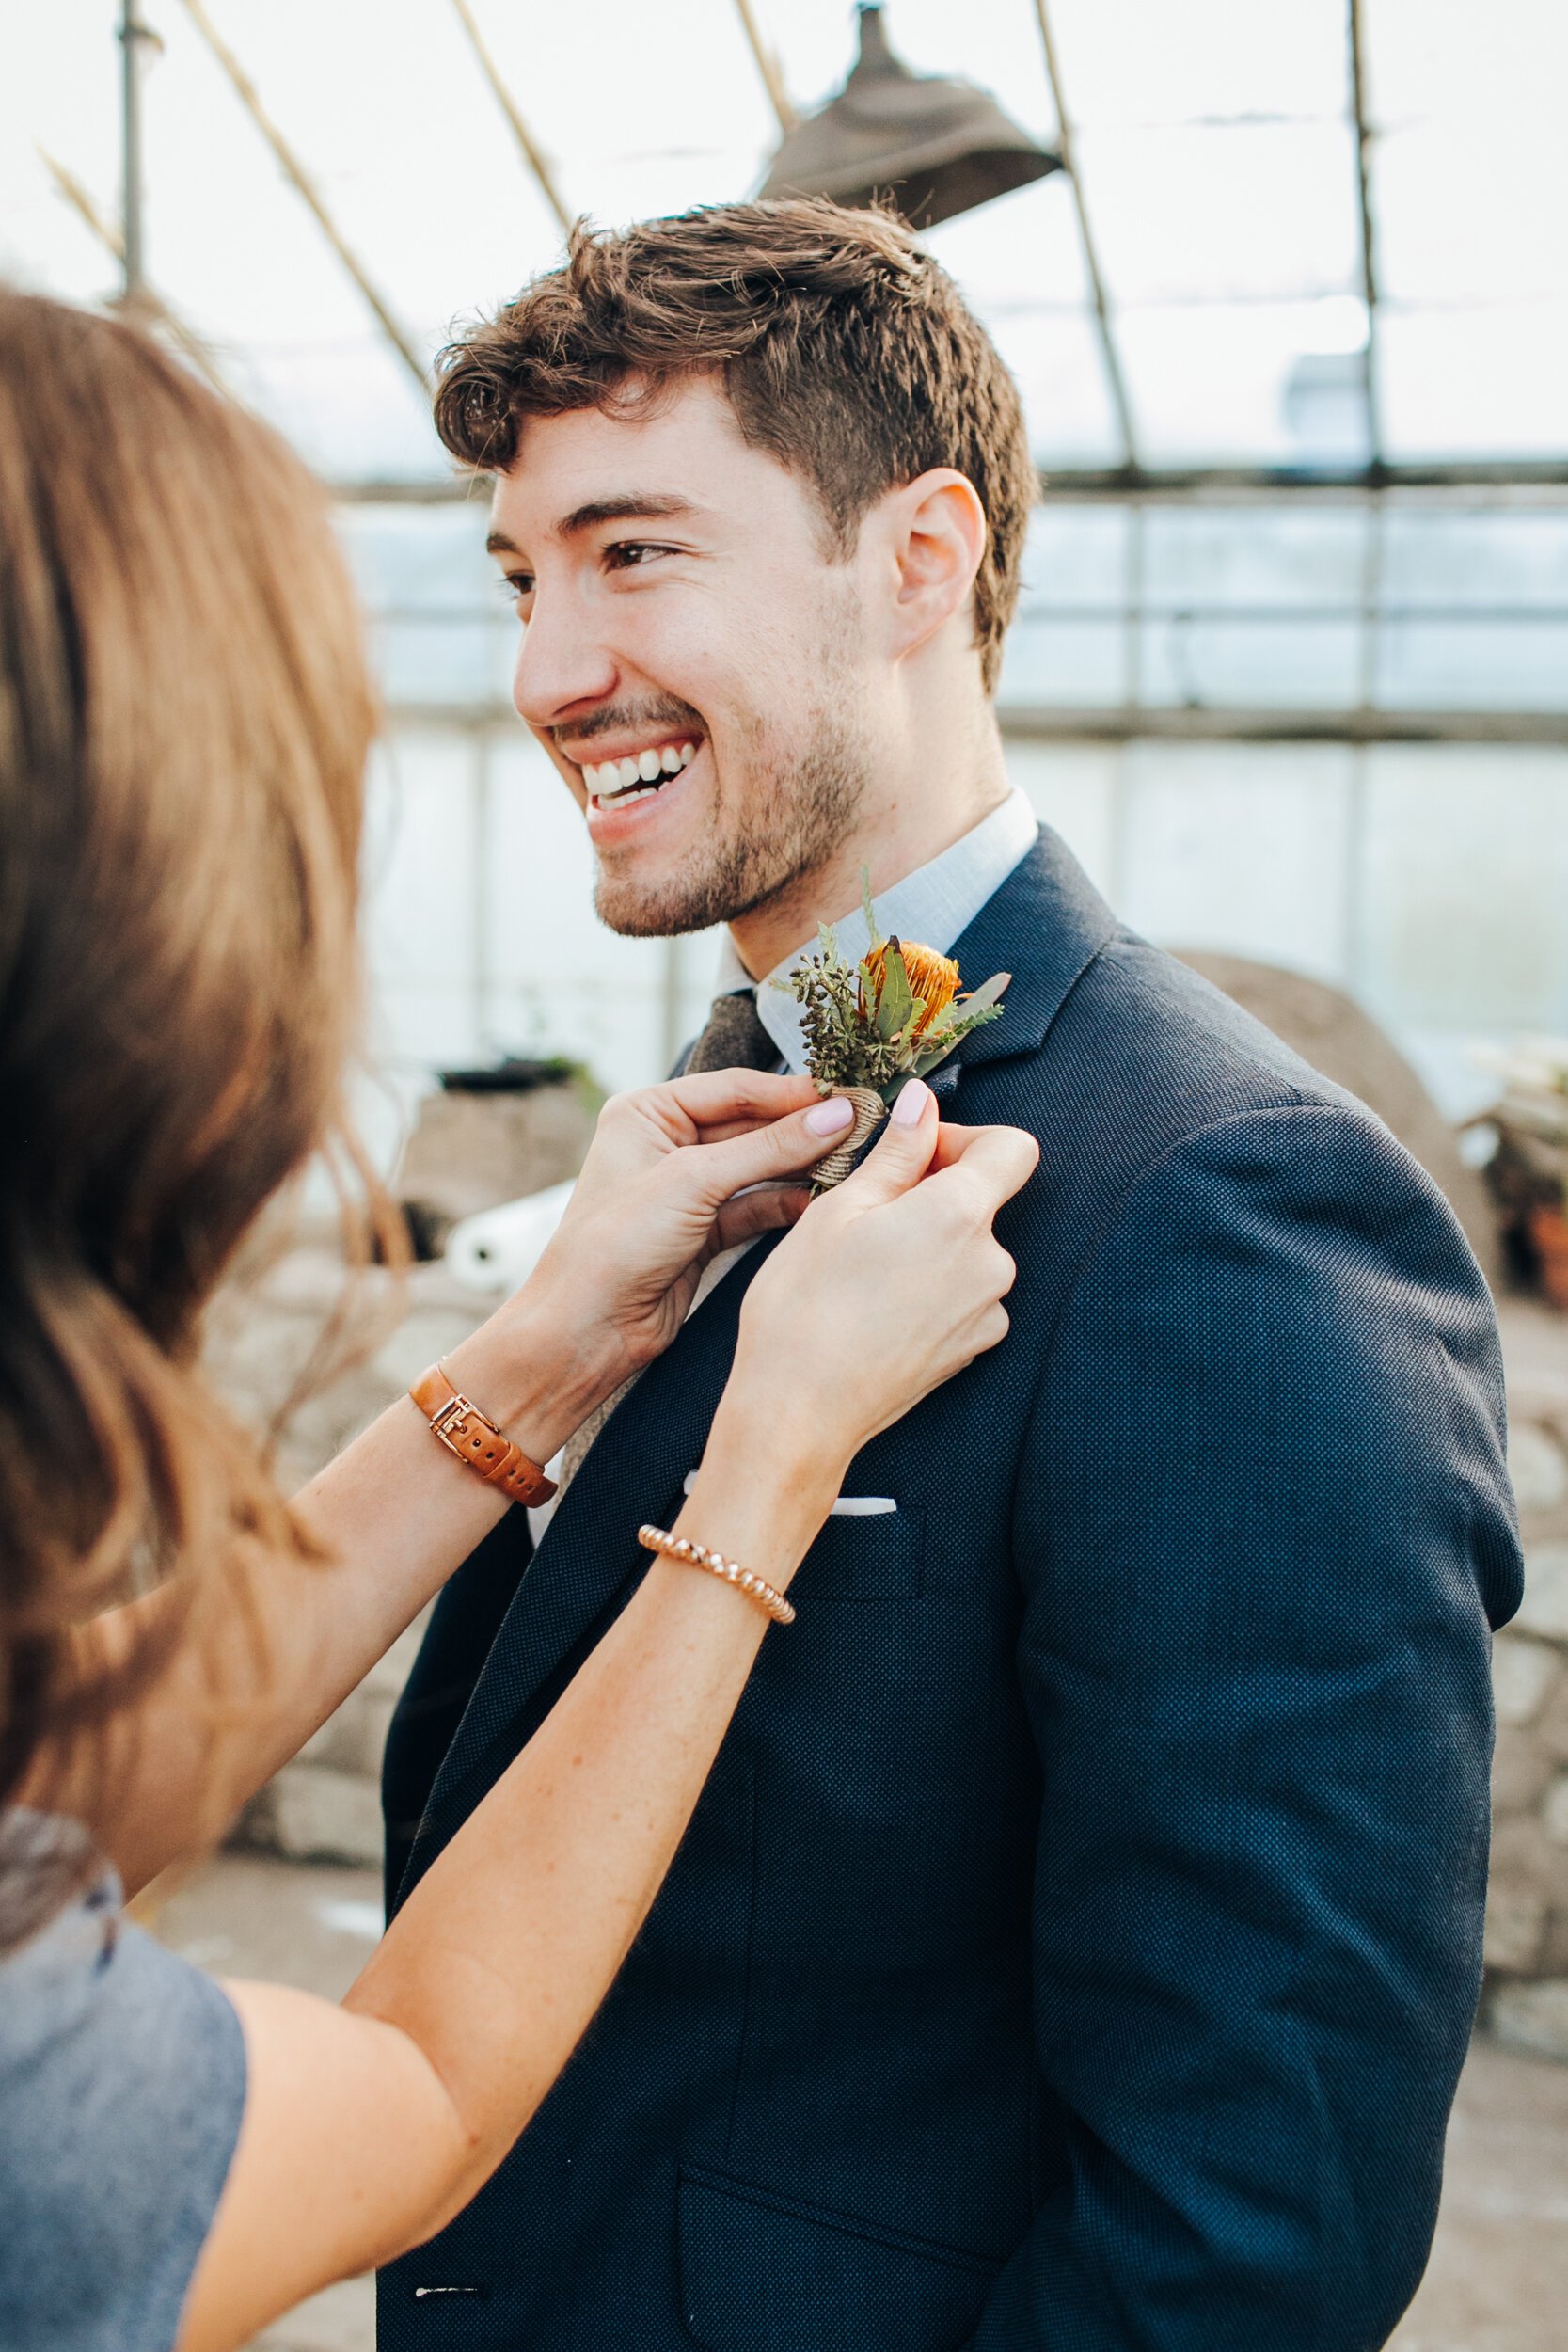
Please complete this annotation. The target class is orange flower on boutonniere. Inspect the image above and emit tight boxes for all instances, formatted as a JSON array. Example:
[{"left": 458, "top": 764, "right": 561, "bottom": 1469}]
[
  {"left": 771, "top": 871, "right": 1010, "bottom": 1187},
  {"left": 860, "top": 938, "right": 959, "bottom": 1040}
]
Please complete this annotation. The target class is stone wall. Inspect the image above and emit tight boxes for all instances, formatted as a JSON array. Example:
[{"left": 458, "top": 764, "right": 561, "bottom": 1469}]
[
  {"left": 1484, "top": 1301, "right": 1568, "bottom": 2060},
  {"left": 205, "top": 1076, "right": 594, "bottom": 1872},
  {"left": 206, "top": 1248, "right": 494, "bottom": 1869}
]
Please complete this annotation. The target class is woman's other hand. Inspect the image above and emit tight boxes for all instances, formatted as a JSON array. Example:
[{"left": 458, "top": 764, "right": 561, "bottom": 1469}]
[
  {"left": 450, "top": 1072, "right": 860, "bottom": 1448},
  {"left": 720, "top": 1077, "right": 1039, "bottom": 1496}
]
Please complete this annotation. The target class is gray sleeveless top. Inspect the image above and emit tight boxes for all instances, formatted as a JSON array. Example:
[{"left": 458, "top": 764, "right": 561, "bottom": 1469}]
[{"left": 0, "top": 1811, "right": 247, "bottom": 2352}]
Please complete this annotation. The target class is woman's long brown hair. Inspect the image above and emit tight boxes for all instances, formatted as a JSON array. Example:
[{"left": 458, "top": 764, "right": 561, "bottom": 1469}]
[{"left": 0, "top": 291, "right": 381, "bottom": 1828}]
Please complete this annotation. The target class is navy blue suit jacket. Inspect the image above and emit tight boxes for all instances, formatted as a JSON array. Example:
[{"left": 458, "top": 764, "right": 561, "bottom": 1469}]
[{"left": 380, "top": 830, "right": 1521, "bottom": 2351}]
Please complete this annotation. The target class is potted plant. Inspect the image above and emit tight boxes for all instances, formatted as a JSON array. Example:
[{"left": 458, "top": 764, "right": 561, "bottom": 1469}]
[{"left": 1473, "top": 1038, "right": 1568, "bottom": 1309}]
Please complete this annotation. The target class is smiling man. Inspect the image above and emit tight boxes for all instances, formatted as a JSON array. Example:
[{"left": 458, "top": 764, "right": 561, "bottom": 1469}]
[
  {"left": 484, "top": 418, "right": 886, "bottom": 958},
  {"left": 473, "top": 306, "right": 1022, "bottom": 976},
  {"left": 380, "top": 201, "right": 1520, "bottom": 2352}
]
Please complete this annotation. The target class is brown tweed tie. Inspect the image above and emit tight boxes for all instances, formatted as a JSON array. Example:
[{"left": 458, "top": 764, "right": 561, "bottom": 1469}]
[
  {"left": 681, "top": 985, "right": 780, "bottom": 1076},
  {"left": 554, "top": 990, "right": 781, "bottom": 1498}
]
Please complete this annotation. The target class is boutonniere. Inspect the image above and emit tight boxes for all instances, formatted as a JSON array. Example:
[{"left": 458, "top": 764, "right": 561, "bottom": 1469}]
[{"left": 772, "top": 871, "right": 1010, "bottom": 1188}]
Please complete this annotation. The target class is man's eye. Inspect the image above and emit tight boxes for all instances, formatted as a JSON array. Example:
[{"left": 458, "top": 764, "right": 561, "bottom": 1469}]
[
  {"left": 498, "top": 571, "right": 533, "bottom": 604},
  {"left": 605, "top": 541, "right": 672, "bottom": 571}
]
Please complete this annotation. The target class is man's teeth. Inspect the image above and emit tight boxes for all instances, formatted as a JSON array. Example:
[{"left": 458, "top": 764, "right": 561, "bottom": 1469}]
[{"left": 584, "top": 740, "right": 699, "bottom": 803}]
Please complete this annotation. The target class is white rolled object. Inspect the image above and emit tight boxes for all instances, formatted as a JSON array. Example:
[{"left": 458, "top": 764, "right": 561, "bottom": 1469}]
[{"left": 444, "top": 1180, "right": 577, "bottom": 1295}]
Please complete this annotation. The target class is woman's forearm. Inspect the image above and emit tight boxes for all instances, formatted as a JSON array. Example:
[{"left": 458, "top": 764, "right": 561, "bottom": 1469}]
[
  {"left": 24, "top": 1296, "right": 617, "bottom": 1891},
  {"left": 184, "top": 1410, "right": 841, "bottom": 2344},
  {"left": 341, "top": 1400, "right": 839, "bottom": 2234}
]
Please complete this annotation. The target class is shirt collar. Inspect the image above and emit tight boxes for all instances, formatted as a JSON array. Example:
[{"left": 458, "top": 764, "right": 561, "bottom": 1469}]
[{"left": 713, "top": 787, "right": 1040, "bottom": 1074}]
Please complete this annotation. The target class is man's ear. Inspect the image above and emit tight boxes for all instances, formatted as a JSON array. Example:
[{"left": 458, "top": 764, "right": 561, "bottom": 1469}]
[{"left": 885, "top": 469, "right": 988, "bottom": 660}]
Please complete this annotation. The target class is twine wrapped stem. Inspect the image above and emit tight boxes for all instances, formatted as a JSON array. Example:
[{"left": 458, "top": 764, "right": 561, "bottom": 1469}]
[{"left": 811, "top": 1085, "right": 887, "bottom": 1190}]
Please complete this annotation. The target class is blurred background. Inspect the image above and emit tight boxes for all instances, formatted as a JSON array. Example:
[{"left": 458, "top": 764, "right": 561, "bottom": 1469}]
[
  {"left": 6, "top": 4, "right": 1568, "bottom": 2344},
  {"left": 8, "top": 0, "right": 1568, "bottom": 1120}
]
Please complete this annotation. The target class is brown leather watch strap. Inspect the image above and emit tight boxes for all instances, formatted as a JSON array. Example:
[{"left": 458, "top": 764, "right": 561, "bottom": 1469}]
[{"left": 408, "top": 1362, "right": 558, "bottom": 1508}]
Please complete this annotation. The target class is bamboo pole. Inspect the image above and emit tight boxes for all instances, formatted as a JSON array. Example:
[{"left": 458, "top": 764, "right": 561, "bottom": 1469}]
[
  {"left": 118, "top": 0, "right": 157, "bottom": 297},
  {"left": 446, "top": 0, "right": 573, "bottom": 235},
  {"left": 1029, "top": 0, "right": 1138, "bottom": 469},
  {"left": 733, "top": 0, "right": 796, "bottom": 134},
  {"left": 1347, "top": 0, "right": 1385, "bottom": 469},
  {"left": 38, "top": 145, "right": 230, "bottom": 391}
]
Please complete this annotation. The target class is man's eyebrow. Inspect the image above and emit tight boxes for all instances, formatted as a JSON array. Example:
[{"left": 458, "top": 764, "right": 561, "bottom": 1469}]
[
  {"left": 556, "top": 494, "right": 702, "bottom": 537},
  {"left": 484, "top": 496, "right": 703, "bottom": 563}
]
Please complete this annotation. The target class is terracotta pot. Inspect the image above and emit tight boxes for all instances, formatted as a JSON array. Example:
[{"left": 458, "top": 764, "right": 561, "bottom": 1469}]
[{"left": 1528, "top": 1202, "right": 1568, "bottom": 1311}]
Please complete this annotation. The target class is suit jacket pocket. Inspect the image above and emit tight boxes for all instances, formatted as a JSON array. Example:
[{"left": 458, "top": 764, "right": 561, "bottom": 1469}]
[
  {"left": 677, "top": 2163, "right": 997, "bottom": 2352},
  {"left": 788, "top": 1505, "right": 925, "bottom": 1602}
]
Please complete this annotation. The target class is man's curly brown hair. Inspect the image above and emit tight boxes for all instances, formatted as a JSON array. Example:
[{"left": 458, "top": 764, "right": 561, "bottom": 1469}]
[{"left": 434, "top": 199, "right": 1035, "bottom": 693}]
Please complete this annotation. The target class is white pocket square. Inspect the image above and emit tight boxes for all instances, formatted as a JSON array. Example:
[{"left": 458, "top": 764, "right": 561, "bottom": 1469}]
[{"left": 682, "top": 1471, "right": 895, "bottom": 1517}]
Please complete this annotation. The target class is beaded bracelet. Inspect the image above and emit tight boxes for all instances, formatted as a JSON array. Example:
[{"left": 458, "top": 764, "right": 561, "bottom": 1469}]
[{"left": 637, "top": 1523, "right": 797, "bottom": 1626}]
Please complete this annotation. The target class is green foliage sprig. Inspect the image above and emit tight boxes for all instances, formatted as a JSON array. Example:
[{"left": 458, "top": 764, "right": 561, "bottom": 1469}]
[{"left": 772, "top": 870, "right": 1008, "bottom": 1104}]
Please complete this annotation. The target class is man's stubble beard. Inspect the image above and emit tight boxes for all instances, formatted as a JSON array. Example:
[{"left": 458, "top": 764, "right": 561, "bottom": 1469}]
[{"left": 592, "top": 633, "right": 873, "bottom": 944}]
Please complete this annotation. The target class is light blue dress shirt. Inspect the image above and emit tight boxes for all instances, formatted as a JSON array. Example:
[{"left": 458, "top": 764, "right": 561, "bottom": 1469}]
[{"left": 710, "top": 786, "right": 1040, "bottom": 1073}]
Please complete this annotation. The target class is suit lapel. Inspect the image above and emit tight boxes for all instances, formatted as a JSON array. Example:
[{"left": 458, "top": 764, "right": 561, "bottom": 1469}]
[{"left": 927, "top": 826, "right": 1117, "bottom": 1103}]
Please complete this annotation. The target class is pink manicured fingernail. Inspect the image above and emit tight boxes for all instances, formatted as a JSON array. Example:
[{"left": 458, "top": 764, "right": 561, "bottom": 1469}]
[
  {"left": 892, "top": 1078, "right": 932, "bottom": 1127},
  {"left": 806, "top": 1094, "right": 855, "bottom": 1136}
]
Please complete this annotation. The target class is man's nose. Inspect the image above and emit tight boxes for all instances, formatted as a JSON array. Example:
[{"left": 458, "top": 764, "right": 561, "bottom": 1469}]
[{"left": 512, "top": 592, "right": 619, "bottom": 734}]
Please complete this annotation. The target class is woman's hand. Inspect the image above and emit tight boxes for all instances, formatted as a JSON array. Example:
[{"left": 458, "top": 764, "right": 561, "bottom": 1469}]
[
  {"left": 712, "top": 1077, "right": 1039, "bottom": 1518},
  {"left": 449, "top": 1071, "right": 862, "bottom": 1453}
]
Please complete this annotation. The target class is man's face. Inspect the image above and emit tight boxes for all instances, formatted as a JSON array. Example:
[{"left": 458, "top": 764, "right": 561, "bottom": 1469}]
[{"left": 487, "top": 377, "right": 877, "bottom": 940}]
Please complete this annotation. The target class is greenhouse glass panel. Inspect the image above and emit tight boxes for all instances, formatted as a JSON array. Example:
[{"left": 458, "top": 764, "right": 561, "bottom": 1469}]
[
  {"left": 1002, "top": 508, "right": 1132, "bottom": 706},
  {"left": 925, "top": 178, "right": 1089, "bottom": 312},
  {"left": 363, "top": 731, "right": 489, "bottom": 1071},
  {"left": 1373, "top": 122, "right": 1568, "bottom": 307},
  {"left": 1137, "top": 615, "right": 1363, "bottom": 709},
  {"left": 457, "top": 0, "right": 777, "bottom": 226},
  {"left": 1377, "top": 622, "right": 1568, "bottom": 713},
  {"left": 1380, "top": 303, "right": 1568, "bottom": 458},
  {"left": 1141, "top": 507, "right": 1369, "bottom": 609},
  {"left": 999, "top": 618, "right": 1130, "bottom": 708},
  {"left": 1049, "top": 0, "right": 1348, "bottom": 126},
  {"left": 987, "top": 309, "right": 1122, "bottom": 465},
  {"left": 1358, "top": 747, "right": 1568, "bottom": 1036},
  {"left": 1117, "top": 303, "right": 1370, "bottom": 466},
  {"left": 338, "top": 505, "right": 499, "bottom": 611},
  {"left": 1379, "top": 509, "right": 1568, "bottom": 608},
  {"left": 1018, "top": 506, "right": 1134, "bottom": 609},
  {"left": 1005, "top": 745, "right": 1120, "bottom": 899},
  {"left": 1365, "top": 0, "right": 1568, "bottom": 137},
  {"left": 1118, "top": 744, "right": 1355, "bottom": 980},
  {"left": 1074, "top": 122, "right": 1360, "bottom": 306}
]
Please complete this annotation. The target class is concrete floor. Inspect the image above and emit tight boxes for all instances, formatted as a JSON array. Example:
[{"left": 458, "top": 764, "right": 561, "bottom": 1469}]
[{"left": 148, "top": 1853, "right": 1568, "bottom": 2352}]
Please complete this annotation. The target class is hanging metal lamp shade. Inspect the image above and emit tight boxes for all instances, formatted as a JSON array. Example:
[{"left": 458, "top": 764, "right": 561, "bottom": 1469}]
[{"left": 758, "top": 4, "right": 1060, "bottom": 232}]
